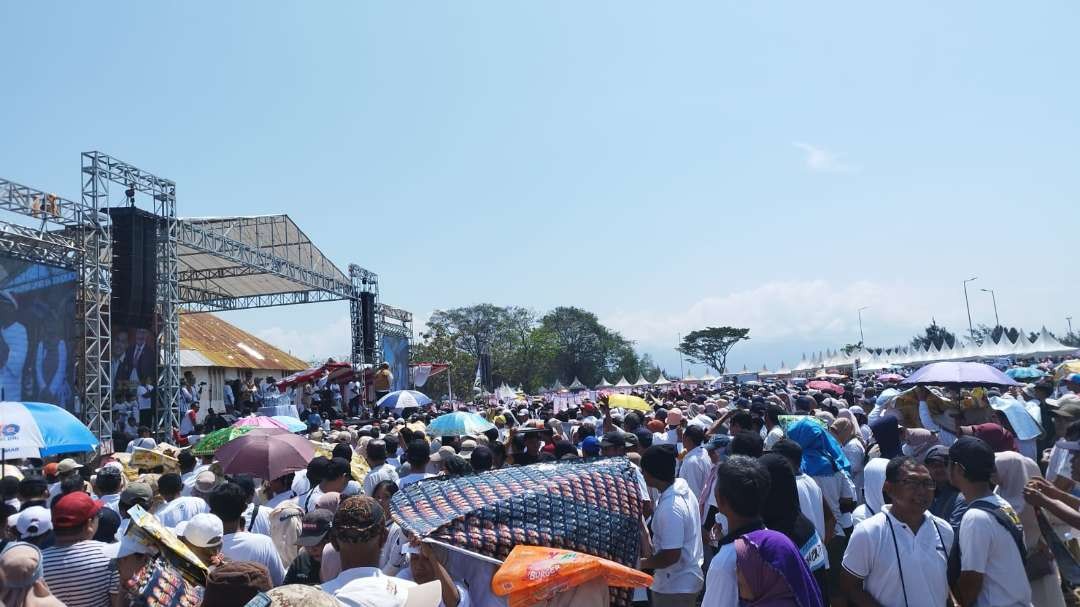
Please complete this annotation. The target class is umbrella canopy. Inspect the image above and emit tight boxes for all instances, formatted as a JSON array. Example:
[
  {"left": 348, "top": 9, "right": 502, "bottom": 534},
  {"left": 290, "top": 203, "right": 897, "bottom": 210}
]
[
  {"left": 493, "top": 545, "right": 652, "bottom": 607},
  {"left": 390, "top": 457, "right": 643, "bottom": 568},
  {"left": 215, "top": 432, "right": 315, "bottom": 481},
  {"left": 901, "top": 361, "right": 1021, "bottom": 388},
  {"left": 271, "top": 415, "right": 308, "bottom": 433},
  {"left": 606, "top": 393, "right": 651, "bottom": 413},
  {"left": 806, "top": 380, "right": 844, "bottom": 395},
  {"left": 0, "top": 401, "right": 99, "bottom": 456},
  {"left": 876, "top": 373, "right": 905, "bottom": 383},
  {"left": 1005, "top": 367, "right": 1046, "bottom": 380},
  {"left": 377, "top": 390, "right": 433, "bottom": 411},
  {"left": 427, "top": 412, "right": 496, "bottom": 437},
  {"left": 1055, "top": 360, "right": 1080, "bottom": 381},
  {"left": 232, "top": 416, "right": 291, "bottom": 430},
  {"left": 192, "top": 426, "right": 287, "bottom": 456}
]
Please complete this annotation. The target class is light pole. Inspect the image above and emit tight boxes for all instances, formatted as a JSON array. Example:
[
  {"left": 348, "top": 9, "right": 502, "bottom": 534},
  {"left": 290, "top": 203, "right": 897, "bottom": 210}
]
[
  {"left": 980, "top": 288, "right": 1000, "bottom": 328},
  {"left": 1068, "top": 316, "right": 1074, "bottom": 336},
  {"left": 858, "top": 306, "right": 869, "bottom": 345},
  {"left": 963, "top": 277, "right": 978, "bottom": 343}
]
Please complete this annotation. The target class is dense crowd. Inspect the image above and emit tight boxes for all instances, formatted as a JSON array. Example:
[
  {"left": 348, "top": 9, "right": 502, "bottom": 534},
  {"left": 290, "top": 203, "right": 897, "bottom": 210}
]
[{"left": 3, "top": 360, "right": 1080, "bottom": 607}]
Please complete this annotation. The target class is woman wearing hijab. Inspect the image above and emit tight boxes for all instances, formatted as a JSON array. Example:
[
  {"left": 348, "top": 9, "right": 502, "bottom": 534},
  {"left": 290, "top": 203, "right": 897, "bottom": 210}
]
[
  {"left": 868, "top": 416, "right": 903, "bottom": 459},
  {"left": 850, "top": 458, "right": 888, "bottom": 528},
  {"left": 760, "top": 453, "right": 829, "bottom": 604},
  {"left": 995, "top": 451, "right": 1066, "bottom": 607},
  {"left": 0, "top": 542, "right": 66, "bottom": 607},
  {"left": 901, "top": 428, "right": 940, "bottom": 461},
  {"left": 831, "top": 417, "right": 865, "bottom": 501}
]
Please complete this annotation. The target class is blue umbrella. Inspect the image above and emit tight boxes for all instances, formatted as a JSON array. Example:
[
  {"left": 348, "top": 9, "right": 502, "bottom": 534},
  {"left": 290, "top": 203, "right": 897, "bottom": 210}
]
[
  {"left": 271, "top": 415, "right": 308, "bottom": 432},
  {"left": 0, "top": 401, "right": 99, "bottom": 457},
  {"left": 427, "top": 411, "right": 496, "bottom": 437},
  {"left": 377, "top": 390, "right": 433, "bottom": 411},
  {"left": 1005, "top": 367, "right": 1046, "bottom": 380}
]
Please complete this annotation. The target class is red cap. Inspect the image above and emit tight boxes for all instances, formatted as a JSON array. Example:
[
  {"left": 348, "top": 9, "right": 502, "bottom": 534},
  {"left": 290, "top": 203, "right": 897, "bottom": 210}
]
[
  {"left": 333, "top": 420, "right": 345, "bottom": 429},
  {"left": 542, "top": 442, "right": 556, "bottom": 454},
  {"left": 52, "top": 492, "right": 104, "bottom": 528},
  {"left": 43, "top": 462, "right": 59, "bottom": 476}
]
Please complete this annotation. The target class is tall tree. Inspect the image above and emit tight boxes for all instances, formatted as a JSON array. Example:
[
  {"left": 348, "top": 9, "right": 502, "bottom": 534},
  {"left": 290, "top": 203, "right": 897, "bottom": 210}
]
[
  {"left": 910, "top": 320, "right": 957, "bottom": 349},
  {"left": 677, "top": 327, "right": 751, "bottom": 375}
]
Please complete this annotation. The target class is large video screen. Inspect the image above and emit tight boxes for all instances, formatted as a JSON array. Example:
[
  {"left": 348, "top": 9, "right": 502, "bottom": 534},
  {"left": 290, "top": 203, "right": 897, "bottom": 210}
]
[
  {"left": 381, "top": 333, "right": 410, "bottom": 392},
  {"left": 0, "top": 257, "right": 77, "bottom": 410}
]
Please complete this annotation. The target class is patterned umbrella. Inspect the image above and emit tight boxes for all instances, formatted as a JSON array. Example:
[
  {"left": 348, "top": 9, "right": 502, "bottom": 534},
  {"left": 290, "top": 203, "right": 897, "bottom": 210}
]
[
  {"left": 191, "top": 426, "right": 286, "bottom": 456},
  {"left": 377, "top": 390, "right": 433, "bottom": 411},
  {"left": 390, "top": 457, "right": 643, "bottom": 567}
]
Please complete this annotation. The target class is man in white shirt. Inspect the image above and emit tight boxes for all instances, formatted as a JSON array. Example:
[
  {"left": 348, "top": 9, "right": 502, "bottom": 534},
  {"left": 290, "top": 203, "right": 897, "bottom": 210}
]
[
  {"left": 321, "top": 495, "right": 419, "bottom": 604},
  {"left": 300, "top": 457, "right": 351, "bottom": 512},
  {"left": 638, "top": 444, "right": 703, "bottom": 607},
  {"left": 154, "top": 473, "right": 209, "bottom": 529},
  {"left": 763, "top": 404, "right": 786, "bottom": 451},
  {"left": 362, "top": 440, "right": 399, "bottom": 497},
  {"left": 398, "top": 441, "right": 436, "bottom": 488},
  {"left": 841, "top": 456, "right": 954, "bottom": 607},
  {"left": 677, "top": 425, "right": 712, "bottom": 502},
  {"left": 949, "top": 437, "right": 1032, "bottom": 607},
  {"left": 93, "top": 466, "right": 124, "bottom": 513},
  {"left": 208, "top": 480, "right": 286, "bottom": 585}
]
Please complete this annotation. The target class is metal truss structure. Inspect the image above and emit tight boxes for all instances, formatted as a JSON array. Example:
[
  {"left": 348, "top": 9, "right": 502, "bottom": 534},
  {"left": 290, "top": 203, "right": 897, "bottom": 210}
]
[
  {"left": 377, "top": 303, "right": 413, "bottom": 340},
  {"left": 0, "top": 175, "right": 113, "bottom": 447},
  {"left": 82, "top": 152, "right": 181, "bottom": 434}
]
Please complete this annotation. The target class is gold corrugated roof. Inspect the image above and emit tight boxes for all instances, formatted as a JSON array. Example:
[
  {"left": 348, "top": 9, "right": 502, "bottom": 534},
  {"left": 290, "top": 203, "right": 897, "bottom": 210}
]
[{"left": 179, "top": 313, "right": 308, "bottom": 371}]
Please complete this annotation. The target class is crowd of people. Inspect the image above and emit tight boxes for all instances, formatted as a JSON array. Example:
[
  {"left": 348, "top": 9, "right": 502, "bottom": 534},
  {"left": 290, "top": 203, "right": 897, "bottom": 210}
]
[{"left": 3, "top": 359, "right": 1080, "bottom": 607}]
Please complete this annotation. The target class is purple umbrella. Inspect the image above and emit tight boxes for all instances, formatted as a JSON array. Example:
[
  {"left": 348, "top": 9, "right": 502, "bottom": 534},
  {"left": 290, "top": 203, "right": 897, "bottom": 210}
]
[
  {"left": 900, "top": 361, "right": 1021, "bottom": 388},
  {"left": 215, "top": 431, "right": 315, "bottom": 481}
]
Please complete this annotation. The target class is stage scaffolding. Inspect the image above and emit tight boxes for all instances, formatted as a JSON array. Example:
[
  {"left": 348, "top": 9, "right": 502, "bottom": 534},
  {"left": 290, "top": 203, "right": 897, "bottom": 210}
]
[
  {"left": 4, "top": 152, "right": 410, "bottom": 444},
  {"left": 0, "top": 175, "right": 113, "bottom": 447}
]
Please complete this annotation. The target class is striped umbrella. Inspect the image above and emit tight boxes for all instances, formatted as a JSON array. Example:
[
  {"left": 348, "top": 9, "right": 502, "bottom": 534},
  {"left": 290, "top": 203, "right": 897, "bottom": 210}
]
[
  {"left": 377, "top": 390, "right": 433, "bottom": 411},
  {"left": 0, "top": 401, "right": 99, "bottom": 458}
]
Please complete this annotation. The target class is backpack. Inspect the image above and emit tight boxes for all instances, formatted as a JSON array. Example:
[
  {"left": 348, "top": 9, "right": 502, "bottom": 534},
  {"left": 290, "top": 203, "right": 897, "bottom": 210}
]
[
  {"left": 268, "top": 499, "right": 305, "bottom": 567},
  {"left": 947, "top": 499, "right": 1027, "bottom": 584}
]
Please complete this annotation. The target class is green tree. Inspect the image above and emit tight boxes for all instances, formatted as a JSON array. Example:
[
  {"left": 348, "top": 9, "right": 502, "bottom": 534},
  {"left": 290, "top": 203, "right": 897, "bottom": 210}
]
[
  {"left": 677, "top": 327, "right": 751, "bottom": 375},
  {"left": 910, "top": 320, "right": 957, "bottom": 349},
  {"left": 972, "top": 324, "right": 1020, "bottom": 344},
  {"left": 410, "top": 319, "right": 477, "bottom": 401}
]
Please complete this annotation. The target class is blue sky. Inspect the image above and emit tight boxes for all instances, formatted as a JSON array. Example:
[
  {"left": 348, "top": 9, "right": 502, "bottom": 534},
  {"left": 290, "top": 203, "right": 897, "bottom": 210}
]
[{"left": 2, "top": 2, "right": 1077, "bottom": 375}]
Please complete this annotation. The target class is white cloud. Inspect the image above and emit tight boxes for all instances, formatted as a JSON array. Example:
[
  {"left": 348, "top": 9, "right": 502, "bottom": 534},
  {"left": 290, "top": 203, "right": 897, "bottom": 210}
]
[
  {"left": 254, "top": 315, "right": 352, "bottom": 364},
  {"left": 604, "top": 279, "right": 947, "bottom": 352},
  {"left": 793, "top": 141, "right": 856, "bottom": 173}
]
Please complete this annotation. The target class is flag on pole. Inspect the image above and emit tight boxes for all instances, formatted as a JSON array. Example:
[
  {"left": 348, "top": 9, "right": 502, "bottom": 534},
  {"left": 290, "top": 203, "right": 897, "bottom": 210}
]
[{"left": 473, "top": 359, "right": 483, "bottom": 393}]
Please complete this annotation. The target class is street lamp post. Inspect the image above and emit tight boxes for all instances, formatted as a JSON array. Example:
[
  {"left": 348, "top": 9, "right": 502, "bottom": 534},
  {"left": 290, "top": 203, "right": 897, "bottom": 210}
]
[
  {"left": 963, "top": 277, "right": 978, "bottom": 343},
  {"left": 1068, "top": 316, "right": 1074, "bottom": 336},
  {"left": 981, "top": 288, "right": 1000, "bottom": 328},
  {"left": 858, "top": 307, "right": 869, "bottom": 345}
]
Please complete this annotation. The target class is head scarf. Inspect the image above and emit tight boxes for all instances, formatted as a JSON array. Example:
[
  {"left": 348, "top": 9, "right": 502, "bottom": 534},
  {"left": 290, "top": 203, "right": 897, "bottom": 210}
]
[
  {"left": 861, "top": 458, "right": 888, "bottom": 516},
  {"left": 993, "top": 451, "right": 1042, "bottom": 549},
  {"left": 0, "top": 542, "right": 65, "bottom": 607},
  {"left": 829, "top": 418, "right": 856, "bottom": 445},
  {"left": 734, "top": 529, "right": 824, "bottom": 607},
  {"left": 903, "top": 428, "right": 940, "bottom": 461},
  {"left": 966, "top": 423, "right": 1019, "bottom": 453},
  {"left": 315, "top": 491, "right": 341, "bottom": 514},
  {"left": 785, "top": 418, "right": 850, "bottom": 477},
  {"left": 870, "top": 416, "right": 902, "bottom": 459}
]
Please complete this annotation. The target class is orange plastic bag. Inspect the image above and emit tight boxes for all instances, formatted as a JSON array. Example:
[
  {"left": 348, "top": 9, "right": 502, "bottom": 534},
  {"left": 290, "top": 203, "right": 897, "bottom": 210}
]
[{"left": 491, "top": 545, "right": 652, "bottom": 607}]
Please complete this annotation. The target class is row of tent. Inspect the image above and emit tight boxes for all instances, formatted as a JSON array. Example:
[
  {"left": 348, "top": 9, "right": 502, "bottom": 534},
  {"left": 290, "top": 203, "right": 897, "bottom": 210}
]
[{"left": 761, "top": 326, "right": 1076, "bottom": 376}]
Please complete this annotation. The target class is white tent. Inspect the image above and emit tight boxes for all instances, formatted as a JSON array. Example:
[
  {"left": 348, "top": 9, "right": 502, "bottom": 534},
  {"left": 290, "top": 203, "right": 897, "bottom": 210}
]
[
  {"left": 1030, "top": 327, "right": 1077, "bottom": 357},
  {"left": 653, "top": 374, "right": 671, "bottom": 386},
  {"left": 614, "top": 377, "right": 632, "bottom": 388},
  {"left": 681, "top": 373, "right": 700, "bottom": 383},
  {"left": 595, "top": 377, "right": 612, "bottom": 389},
  {"left": 568, "top": 377, "right": 588, "bottom": 391},
  {"left": 701, "top": 372, "right": 719, "bottom": 383},
  {"left": 633, "top": 376, "right": 651, "bottom": 387}
]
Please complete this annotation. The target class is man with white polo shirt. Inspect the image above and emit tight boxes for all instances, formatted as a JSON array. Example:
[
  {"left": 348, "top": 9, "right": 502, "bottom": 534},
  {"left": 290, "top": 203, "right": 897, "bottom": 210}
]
[
  {"left": 638, "top": 444, "right": 703, "bottom": 607},
  {"left": 841, "top": 456, "right": 953, "bottom": 607}
]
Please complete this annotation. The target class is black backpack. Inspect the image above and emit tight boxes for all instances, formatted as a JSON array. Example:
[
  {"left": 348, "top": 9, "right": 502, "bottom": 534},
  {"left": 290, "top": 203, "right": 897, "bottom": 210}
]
[{"left": 947, "top": 499, "right": 1027, "bottom": 584}]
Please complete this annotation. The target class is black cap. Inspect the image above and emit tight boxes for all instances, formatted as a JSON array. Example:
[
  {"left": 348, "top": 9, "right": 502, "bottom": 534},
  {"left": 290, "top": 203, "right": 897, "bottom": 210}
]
[
  {"left": 296, "top": 509, "right": 333, "bottom": 546},
  {"left": 949, "top": 436, "right": 996, "bottom": 482},
  {"left": 599, "top": 431, "right": 629, "bottom": 448}
]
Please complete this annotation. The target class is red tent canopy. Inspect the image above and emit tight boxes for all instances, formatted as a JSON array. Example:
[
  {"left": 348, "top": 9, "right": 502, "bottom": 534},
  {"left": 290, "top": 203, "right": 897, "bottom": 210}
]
[{"left": 276, "top": 361, "right": 351, "bottom": 390}]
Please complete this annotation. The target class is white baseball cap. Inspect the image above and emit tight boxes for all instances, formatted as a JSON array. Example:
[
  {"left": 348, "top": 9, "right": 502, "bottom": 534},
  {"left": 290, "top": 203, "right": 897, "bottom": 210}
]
[
  {"left": 175, "top": 513, "right": 223, "bottom": 548},
  {"left": 8, "top": 506, "right": 52, "bottom": 539}
]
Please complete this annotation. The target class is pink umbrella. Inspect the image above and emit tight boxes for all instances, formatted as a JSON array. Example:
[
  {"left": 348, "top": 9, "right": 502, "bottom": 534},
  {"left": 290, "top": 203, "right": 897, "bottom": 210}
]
[
  {"left": 232, "top": 416, "right": 291, "bottom": 430},
  {"left": 876, "top": 373, "right": 904, "bottom": 383},
  {"left": 214, "top": 432, "right": 315, "bottom": 481},
  {"left": 806, "top": 380, "right": 844, "bottom": 395}
]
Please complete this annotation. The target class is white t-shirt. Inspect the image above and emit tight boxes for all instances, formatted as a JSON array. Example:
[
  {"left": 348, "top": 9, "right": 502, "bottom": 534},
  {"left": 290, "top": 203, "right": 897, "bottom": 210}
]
[
  {"left": 241, "top": 503, "right": 273, "bottom": 535},
  {"left": 700, "top": 542, "right": 737, "bottom": 607},
  {"left": 842, "top": 507, "right": 953, "bottom": 607},
  {"left": 649, "top": 479, "right": 704, "bottom": 595},
  {"left": 97, "top": 492, "right": 121, "bottom": 513},
  {"left": 677, "top": 445, "right": 712, "bottom": 503},
  {"left": 221, "top": 531, "right": 286, "bottom": 586},
  {"left": 796, "top": 474, "right": 827, "bottom": 543},
  {"left": 813, "top": 471, "right": 855, "bottom": 535},
  {"left": 958, "top": 495, "right": 1033, "bottom": 607},
  {"left": 764, "top": 425, "right": 785, "bottom": 451},
  {"left": 363, "top": 463, "right": 400, "bottom": 497},
  {"left": 155, "top": 496, "right": 208, "bottom": 529}
]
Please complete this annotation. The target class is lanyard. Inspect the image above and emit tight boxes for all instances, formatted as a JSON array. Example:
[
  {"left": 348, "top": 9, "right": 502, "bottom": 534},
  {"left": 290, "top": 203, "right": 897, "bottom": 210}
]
[{"left": 885, "top": 514, "right": 947, "bottom": 607}]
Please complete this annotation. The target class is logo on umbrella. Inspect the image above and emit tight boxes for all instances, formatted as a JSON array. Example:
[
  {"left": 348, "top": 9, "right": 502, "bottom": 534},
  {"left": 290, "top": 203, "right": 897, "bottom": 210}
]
[{"left": 1, "top": 424, "right": 19, "bottom": 437}]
